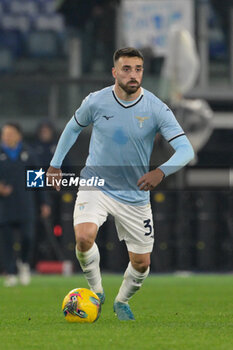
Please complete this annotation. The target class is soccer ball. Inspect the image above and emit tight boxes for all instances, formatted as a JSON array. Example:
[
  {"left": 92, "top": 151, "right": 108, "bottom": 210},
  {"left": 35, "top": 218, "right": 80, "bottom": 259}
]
[{"left": 62, "top": 288, "right": 101, "bottom": 323}]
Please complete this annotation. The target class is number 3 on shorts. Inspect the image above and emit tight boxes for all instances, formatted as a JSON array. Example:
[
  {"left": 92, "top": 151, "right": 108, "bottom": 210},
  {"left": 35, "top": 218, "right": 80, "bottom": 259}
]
[{"left": 143, "top": 219, "right": 152, "bottom": 236}]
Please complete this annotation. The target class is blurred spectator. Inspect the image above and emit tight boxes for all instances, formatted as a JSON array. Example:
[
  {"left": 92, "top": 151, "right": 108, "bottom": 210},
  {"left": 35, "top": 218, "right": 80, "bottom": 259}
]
[
  {"left": 90, "top": 0, "right": 121, "bottom": 72},
  {"left": 0, "top": 123, "right": 51, "bottom": 287},
  {"left": 32, "top": 120, "right": 70, "bottom": 263},
  {"left": 34, "top": 120, "right": 57, "bottom": 166},
  {"left": 34, "top": 119, "right": 71, "bottom": 166},
  {"left": 57, "top": 0, "right": 120, "bottom": 73},
  {"left": 210, "top": 0, "right": 233, "bottom": 59}
]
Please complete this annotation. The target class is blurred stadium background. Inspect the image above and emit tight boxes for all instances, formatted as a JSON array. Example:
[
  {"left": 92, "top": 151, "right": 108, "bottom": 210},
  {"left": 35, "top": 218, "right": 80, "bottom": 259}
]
[{"left": 0, "top": 0, "right": 232, "bottom": 274}]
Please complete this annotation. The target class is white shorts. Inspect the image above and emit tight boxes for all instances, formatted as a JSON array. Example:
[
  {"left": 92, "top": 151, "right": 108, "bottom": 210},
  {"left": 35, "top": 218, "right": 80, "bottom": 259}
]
[{"left": 73, "top": 189, "right": 154, "bottom": 254}]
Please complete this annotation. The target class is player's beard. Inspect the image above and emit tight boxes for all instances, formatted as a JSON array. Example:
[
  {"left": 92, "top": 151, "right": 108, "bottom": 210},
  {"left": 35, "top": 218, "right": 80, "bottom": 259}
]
[{"left": 118, "top": 80, "right": 141, "bottom": 95}]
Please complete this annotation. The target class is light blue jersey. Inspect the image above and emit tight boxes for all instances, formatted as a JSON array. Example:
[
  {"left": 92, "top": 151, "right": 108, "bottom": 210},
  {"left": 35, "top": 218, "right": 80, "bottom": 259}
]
[{"left": 50, "top": 85, "right": 194, "bottom": 205}]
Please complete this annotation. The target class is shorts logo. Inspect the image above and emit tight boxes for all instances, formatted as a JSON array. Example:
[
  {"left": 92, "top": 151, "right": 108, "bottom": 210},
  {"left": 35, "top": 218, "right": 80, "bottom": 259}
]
[
  {"left": 27, "top": 168, "right": 45, "bottom": 187},
  {"left": 78, "top": 202, "right": 88, "bottom": 210},
  {"left": 135, "top": 116, "right": 149, "bottom": 128}
]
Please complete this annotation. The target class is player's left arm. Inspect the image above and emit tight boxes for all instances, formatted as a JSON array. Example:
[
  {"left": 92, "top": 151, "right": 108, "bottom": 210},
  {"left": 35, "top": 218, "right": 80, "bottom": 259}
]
[
  {"left": 137, "top": 135, "right": 194, "bottom": 191},
  {"left": 157, "top": 135, "right": 194, "bottom": 177},
  {"left": 137, "top": 104, "right": 194, "bottom": 191}
]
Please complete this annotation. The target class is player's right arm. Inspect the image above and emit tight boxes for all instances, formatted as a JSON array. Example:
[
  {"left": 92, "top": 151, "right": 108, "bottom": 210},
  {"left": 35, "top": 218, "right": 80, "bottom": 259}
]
[{"left": 46, "top": 95, "right": 92, "bottom": 191}]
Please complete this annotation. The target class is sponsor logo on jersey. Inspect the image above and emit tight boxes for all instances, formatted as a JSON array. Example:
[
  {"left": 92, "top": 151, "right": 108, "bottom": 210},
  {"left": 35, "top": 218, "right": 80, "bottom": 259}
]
[{"left": 101, "top": 115, "right": 114, "bottom": 120}]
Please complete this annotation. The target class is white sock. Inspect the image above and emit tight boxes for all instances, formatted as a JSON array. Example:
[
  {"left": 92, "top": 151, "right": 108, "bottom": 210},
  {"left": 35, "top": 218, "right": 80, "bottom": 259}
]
[
  {"left": 75, "top": 242, "right": 103, "bottom": 293},
  {"left": 115, "top": 262, "right": 149, "bottom": 303}
]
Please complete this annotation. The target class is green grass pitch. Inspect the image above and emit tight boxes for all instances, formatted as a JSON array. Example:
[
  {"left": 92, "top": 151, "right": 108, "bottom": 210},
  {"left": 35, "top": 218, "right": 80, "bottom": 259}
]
[{"left": 0, "top": 274, "right": 232, "bottom": 350}]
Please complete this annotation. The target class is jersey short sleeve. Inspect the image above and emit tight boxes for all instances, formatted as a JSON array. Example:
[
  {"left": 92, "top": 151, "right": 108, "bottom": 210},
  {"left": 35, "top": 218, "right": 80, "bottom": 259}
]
[
  {"left": 157, "top": 103, "right": 185, "bottom": 142},
  {"left": 74, "top": 94, "right": 93, "bottom": 127}
]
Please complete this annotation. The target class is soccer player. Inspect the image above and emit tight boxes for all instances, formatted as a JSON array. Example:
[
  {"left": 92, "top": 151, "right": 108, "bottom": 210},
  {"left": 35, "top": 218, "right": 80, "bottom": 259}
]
[{"left": 47, "top": 47, "right": 194, "bottom": 320}]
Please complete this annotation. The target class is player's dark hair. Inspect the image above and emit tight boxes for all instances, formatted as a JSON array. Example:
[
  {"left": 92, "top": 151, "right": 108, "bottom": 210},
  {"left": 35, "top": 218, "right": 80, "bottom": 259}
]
[
  {"left": 1, "top": 122, "right": 23, "bottom": 135},
  {"left": 113, "top": 47, "right": 144, "bottom": 64}
]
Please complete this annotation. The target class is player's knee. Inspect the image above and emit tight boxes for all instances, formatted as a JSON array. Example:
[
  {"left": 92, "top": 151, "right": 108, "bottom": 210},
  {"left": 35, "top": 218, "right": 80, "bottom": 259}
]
[
  {"left": 131, "top": 257, "right": 150, "bottom": 273},
  {"left": 75, "top": 231, "right": 95, "bottom": 251},
  {"left": 74, "top": 223, "right": 97, "bottom": 252},
  {"left": 76, "top": 234, "right": 94, "bottom": 252},
  {"left": 135, "top": 262, "right": 150, "bottom": 273}
]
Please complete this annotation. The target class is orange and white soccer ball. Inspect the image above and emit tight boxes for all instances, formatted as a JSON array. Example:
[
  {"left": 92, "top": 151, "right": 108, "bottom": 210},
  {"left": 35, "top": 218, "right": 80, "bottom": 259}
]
[{"left": 62, "top": 288, "right": 101, "bottom": 323}]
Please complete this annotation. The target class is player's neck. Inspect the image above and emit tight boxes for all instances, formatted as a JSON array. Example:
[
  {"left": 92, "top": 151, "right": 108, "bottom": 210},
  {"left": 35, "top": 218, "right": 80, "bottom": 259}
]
[{"left": 114, "top": 84, "right": 142, "bottom": 101}]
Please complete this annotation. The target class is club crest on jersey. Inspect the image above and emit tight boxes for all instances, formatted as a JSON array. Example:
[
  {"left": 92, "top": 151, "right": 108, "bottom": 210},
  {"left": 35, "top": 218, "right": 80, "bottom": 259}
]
[
  {"left": 78, "top": 202, "right": 88, "bottom": 210},
  {"left": 135, "top": 116, "right": 149, "bottom": 128}
]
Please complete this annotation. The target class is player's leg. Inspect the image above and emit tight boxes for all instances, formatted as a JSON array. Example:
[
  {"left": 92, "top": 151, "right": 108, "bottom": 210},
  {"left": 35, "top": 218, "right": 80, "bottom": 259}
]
[
  {"left": 113, "top": 201, "right": 154, "bottom": 320},
  {"left": 74, "top": 223, "right": 104, "bottom": 295},
  {"left": 73, "top": 189, "right": 108, "bottom": 303},
  {"left": 114, "top": 252, "right": 150, "bottom": 320},
  {"left": 115, "top": 251, "right": 150, "bottom": 303}
]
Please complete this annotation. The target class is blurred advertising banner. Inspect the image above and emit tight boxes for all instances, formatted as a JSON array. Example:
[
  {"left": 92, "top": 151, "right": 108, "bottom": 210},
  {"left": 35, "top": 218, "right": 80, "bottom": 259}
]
[{"left": 119, "top": 0, "right": 194, "bottom": 56}]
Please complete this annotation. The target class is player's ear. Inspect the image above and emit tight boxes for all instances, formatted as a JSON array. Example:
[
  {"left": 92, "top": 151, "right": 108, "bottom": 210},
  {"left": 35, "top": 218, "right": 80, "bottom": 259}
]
[{"left": 112, "top": 67, "right": 116, "bottom": 78}]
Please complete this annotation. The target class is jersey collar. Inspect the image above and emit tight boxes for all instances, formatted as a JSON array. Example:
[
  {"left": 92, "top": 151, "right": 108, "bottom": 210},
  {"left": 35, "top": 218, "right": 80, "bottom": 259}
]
[{"left": 112, "top": 86, "right": 144, "bottom": 109}]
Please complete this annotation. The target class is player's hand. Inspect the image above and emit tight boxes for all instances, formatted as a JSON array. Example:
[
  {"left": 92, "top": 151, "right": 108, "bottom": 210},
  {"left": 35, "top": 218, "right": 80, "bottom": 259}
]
[
  {"left": 46, "top": 166, "right": 62, "bottom": 192},
  {"left": 137, "top": 168, "right": 165, "bottom": 191}
]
